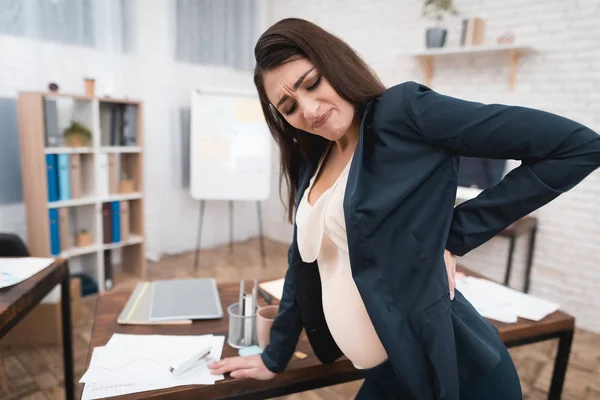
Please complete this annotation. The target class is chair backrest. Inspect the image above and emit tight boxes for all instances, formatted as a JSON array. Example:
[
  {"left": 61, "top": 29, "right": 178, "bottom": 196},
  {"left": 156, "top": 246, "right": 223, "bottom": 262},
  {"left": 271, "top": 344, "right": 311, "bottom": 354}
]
[{"left": 0, "top": 234, "right": 30, "bottom": 257}]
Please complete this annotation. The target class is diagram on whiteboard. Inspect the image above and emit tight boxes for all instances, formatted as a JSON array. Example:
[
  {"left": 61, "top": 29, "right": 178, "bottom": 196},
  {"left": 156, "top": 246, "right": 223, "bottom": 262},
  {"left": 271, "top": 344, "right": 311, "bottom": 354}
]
[{"left": 190, "top": 89, "right": 272, "bottom": 201}]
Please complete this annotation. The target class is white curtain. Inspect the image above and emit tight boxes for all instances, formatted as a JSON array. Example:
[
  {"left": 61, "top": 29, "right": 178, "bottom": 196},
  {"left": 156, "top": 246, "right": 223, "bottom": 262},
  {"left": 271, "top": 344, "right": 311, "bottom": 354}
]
[
  {"left": 175, "top": 0, "right": 260, "bottom": 70},
  {"left": 0, "top": 0, "right": 133, "bottom": 53}
]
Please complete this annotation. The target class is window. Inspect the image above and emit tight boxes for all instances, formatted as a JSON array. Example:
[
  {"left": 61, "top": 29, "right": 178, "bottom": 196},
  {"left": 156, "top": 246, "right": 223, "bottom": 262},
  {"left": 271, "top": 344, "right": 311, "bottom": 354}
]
[
  {"left": 175, "top": 0, "right": 261, "bottom": 70},
  {"left": 0, "top": 0, "right": 133, "bottom": 52}
]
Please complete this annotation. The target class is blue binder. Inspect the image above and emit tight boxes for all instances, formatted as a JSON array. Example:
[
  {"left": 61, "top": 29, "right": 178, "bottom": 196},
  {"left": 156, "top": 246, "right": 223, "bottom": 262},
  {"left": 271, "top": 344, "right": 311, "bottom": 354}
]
[
  {"left": 111, "top": 201, "right": 121, "bottom": 242},
  {"left": 46, "top": 154, "right": 59, "bottom": 202},
  {"left": 57, "top": 154, "right": 71, "bottom": 201},
  {"left": 49, "top": 208, "right": 60, "bottom": 255}
]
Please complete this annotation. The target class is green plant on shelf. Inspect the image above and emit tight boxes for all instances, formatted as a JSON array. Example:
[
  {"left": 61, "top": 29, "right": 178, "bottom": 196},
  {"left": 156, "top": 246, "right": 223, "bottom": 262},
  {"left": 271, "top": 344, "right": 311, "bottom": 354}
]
[
  {"left": 63, "top": 120, "right": 93, "bottom": 147},
  {"left": 422, "top": 0, "right": 458, "bottom": 22}
]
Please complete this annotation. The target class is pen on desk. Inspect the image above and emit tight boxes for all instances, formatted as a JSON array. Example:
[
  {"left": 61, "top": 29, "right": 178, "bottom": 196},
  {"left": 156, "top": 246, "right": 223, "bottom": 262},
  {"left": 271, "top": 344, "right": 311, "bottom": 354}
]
[
  {"left": 251, "top": 280, "right": 258, "bottom": 311},
  {"left": 169, "top": 345, "right": 212, "bottom": 377},
  {"left": 258, "top": 287, "right": 272, "bottom": 305},
  {"left": 238, "top": 280, "right": 245, "bottom": 314}
]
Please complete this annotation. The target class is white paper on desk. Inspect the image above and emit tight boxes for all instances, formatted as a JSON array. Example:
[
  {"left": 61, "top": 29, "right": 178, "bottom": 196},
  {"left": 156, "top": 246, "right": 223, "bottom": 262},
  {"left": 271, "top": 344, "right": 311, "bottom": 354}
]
[
  {"left": 81, "top": 348, "right": 181, "bottom": 400},
  {"left": 104, "top": 333, "right": 226, "bottom": 372},
  {"left": 456, "top": 276, "right": 559, "bottom": 323},
  {"left": 0, "top": 257, "right": 55, "bottom": 289},
  {"left": 80, "top": 334, "right": 225, "bottom": 384}
]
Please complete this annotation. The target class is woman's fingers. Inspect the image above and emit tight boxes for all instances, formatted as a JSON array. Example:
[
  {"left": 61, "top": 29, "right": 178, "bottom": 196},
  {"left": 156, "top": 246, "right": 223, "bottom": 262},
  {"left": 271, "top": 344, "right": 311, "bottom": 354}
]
[
  {"left": 208, "top": 354, "right": 276, "bottom": 380},
  {"left": 208, "top": 356, "right": 259, "bottom": 375},
  {"left": 230, "top": 368, "right": 260, "bottom": 379}
]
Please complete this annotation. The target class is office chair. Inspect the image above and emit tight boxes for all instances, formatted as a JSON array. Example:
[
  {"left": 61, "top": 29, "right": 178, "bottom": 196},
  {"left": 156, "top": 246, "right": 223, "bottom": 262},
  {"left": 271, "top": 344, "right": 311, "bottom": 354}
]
[
  {"left": 0, "top": 233, "right": 30, "bottom": 394},
  {"left": 0, "top": 233, "right": 30, "bottom": 257}
]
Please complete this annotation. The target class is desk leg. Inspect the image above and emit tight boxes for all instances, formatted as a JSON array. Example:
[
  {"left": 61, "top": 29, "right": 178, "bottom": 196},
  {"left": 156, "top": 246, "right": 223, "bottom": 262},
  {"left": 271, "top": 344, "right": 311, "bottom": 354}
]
[
  {"left": 524, "top": 226, "right": 537, "bottom": 294},
  {"left": 61, "top": 276, "right": 74, "bottom": 400},
  {"left": 503, "top": 237, "right": 516, "bottom": 287},
  {"left": 548, "top": 329, "right": 573, "bottom": 400}
]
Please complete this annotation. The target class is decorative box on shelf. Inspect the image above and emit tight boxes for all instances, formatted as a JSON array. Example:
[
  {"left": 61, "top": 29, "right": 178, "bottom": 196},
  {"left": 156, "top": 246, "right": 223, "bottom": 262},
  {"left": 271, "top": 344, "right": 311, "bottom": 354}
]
[
  {"left": 119, "top": 179, "right": 135, "bottom": 194},
  {"left": 76, "top": 230, "right": 93, "bottom": 247}
]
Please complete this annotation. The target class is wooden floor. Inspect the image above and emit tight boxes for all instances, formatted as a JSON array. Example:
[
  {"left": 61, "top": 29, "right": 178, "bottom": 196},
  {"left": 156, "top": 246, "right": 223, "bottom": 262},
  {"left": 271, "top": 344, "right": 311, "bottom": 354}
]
[{"left": 0, "top": 237, "right": 599, "bottom": 400}]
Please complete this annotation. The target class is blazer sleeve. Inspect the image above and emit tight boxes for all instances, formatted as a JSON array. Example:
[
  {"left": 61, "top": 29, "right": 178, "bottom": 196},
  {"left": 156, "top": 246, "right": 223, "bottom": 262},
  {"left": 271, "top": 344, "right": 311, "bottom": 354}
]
[
  {"left": 401, "top": 81, "right": 600, "bottom": 256},
  {"left": 260, "top": 243, "right": 304, "bottom": 373}
]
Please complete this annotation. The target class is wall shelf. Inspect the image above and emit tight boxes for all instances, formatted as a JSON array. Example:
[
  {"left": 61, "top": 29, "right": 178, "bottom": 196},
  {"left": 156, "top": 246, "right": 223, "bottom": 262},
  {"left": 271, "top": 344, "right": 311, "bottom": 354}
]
[{"left": 400, "top": 44, "right": 537, "bottom": 90}]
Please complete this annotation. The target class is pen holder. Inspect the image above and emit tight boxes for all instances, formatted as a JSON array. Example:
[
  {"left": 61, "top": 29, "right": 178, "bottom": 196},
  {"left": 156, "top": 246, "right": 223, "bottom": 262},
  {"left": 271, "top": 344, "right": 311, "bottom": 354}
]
[{"left": 227, "top": 302, "right": 258, "bottom": 349}]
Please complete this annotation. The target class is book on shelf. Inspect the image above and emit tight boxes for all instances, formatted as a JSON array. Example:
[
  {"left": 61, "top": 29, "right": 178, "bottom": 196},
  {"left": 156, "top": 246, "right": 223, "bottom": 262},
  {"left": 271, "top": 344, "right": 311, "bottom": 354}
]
[
  {"left": 70, "top": 154, "right": 82, "bottom": 199},
  {"left": 57, "top": 154, "right": 71, "bottom": 201},
  {"left": 102, "top": 201, "right": 130, "bottom": 244},
  {"left": 120, "top": 201, "right": 130, "bottom": 242},
  {"left": 111, "top": 202, "right": 121, "bottom": 243},
  {"left": 43, "top": 98, "right": 61, "bottom": 147},
  {"left": 46, "top": 154, "right": 59, "bottom": 202},
  {"left": 97, "top": 154, "right": 110, "bottom": 199},
  {"left": 101, "top": 103, "right": 138, "bottom": 147},
  {"left": 102, "top": 203, "right": 112, "bottom": 244},
  {"left": 48, "top": 209, "right": 60, "bottom": 256},
  {"left": 58, "top": 208, "right": 70, "bottom": 252},
  {"left": 46, "top": 153, "right": 84, "bottom": 202}
]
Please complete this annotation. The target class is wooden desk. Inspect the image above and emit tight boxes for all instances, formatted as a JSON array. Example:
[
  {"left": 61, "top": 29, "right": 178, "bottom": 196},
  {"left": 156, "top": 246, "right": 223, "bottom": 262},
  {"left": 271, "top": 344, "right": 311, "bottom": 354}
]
[
  {"left": 0, "top": 258, "right": 74, "bottom": 400},
  {"left": 85, "top": 268, "right": 574, "bottom": 400}
]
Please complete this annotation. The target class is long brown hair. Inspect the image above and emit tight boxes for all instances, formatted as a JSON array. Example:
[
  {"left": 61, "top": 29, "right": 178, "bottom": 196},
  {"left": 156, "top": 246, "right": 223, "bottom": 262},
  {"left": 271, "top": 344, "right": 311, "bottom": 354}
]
[{"left": 253, "top": 18, "right": 385, "bottom": 223}]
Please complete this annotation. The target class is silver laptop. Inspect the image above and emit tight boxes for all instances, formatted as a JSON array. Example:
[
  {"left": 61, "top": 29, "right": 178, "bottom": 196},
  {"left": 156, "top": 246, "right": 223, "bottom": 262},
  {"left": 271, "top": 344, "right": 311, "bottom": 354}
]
[{"left": 149, "top": 278, "right": 223, "bottom": 321}]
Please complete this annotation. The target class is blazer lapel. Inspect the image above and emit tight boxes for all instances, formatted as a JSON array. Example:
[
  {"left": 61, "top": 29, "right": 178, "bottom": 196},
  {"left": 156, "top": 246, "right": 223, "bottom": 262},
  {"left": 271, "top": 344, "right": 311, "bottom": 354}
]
[{"left": 343, "top": 100, "right": 375, "bottom": 274}]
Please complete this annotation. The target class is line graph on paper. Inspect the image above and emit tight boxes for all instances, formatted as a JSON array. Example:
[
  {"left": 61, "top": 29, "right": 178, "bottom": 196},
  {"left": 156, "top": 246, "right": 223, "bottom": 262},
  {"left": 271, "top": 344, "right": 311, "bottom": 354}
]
[{"left": 98, "top": 355, "right": 176, "bottom": 371}]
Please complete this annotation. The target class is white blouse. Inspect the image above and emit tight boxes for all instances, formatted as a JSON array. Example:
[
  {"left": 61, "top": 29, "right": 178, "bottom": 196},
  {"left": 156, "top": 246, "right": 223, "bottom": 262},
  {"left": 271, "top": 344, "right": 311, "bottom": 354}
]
[{"left": 295, "top": 151, "right": 388, "bottom": 369}]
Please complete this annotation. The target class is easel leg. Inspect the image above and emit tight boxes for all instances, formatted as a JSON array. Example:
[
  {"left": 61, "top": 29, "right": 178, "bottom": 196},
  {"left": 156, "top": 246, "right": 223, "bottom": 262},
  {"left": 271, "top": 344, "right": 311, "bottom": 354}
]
[
  {"left": 256, "top": 201, "right": 266, "bottom": 268},
  {"left": 229, "top": 201, "right": 234, "bottom": 254},
  {"left": 194, "top": 200, "right": 206, "bottom": 271}
]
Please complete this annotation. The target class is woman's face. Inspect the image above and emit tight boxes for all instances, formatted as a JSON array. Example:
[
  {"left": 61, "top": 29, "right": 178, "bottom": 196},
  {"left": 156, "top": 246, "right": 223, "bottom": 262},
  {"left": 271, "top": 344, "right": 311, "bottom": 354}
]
[{"left": 263, "top": 57, "right": 356, "bottom": 141}]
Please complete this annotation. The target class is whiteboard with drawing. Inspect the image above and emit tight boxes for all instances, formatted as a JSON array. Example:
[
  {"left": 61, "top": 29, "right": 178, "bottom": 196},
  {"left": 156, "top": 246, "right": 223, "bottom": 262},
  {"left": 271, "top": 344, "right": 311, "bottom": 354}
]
[{"left": 190, "top": 88, "right": 272, "bottom": 201}]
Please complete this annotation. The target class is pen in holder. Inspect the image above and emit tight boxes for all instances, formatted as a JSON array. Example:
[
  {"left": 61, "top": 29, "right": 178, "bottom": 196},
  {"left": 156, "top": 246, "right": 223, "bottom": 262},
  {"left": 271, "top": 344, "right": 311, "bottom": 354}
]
[{"left": 227, "top": 280, "right": 258, "bottom": 349}]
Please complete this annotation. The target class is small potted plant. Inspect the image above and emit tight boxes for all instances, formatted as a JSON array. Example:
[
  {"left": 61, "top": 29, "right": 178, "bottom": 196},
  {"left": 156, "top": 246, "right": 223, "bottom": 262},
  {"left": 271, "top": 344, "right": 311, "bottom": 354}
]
[
  {"left": 118, "top": 172, "right": 135, "bottom": 194},
  {"left": 75, "top": 229, "right": 93, "bottom": 247},
  {"left": 63, "top": 121, "right": 93, "bottom": 147},
  {"left": 422, "top": 0, "right": 458, "bottom": 48}
]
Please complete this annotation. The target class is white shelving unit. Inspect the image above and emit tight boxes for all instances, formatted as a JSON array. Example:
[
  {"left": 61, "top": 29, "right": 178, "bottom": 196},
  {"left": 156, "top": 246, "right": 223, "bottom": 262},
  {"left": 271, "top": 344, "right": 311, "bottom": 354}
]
[
  {"left": 400, "top": 43, "right": 538, "bottom": 90},
  {"left": 18, "top": 92, "right": 146, "bottom": 293}
]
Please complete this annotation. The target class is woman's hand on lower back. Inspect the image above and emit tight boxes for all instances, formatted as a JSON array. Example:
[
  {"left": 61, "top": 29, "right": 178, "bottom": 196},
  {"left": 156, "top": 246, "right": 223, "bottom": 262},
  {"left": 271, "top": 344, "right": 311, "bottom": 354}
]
[
  {"left": 444, "top": 249, "right": 457, "bottom": 300},
  {"left": 208, "top": 354, "right": 277, "bottom": 380}
]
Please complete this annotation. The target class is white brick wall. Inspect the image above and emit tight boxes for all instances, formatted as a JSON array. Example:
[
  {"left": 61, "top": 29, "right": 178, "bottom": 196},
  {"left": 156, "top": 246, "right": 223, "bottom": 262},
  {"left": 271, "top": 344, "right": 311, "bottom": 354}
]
[{"left": 264, "top": 0, "right": 600, "bottom": 334}]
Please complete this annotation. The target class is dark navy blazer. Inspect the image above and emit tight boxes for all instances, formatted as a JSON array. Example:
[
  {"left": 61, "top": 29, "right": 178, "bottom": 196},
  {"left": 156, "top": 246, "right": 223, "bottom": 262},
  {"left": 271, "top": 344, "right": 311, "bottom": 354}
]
[{"left": 260, "top": 81, "right": 600, "bottom": 400}]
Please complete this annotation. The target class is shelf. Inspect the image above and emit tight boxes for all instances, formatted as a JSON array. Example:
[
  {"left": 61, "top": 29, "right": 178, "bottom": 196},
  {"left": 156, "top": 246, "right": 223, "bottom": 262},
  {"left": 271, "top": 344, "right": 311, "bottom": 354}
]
[
  {"left": 59, "top": 243, "right": 100, "bottom": 258},
  {"left": 103, "top": 234, "right": 144, "bottom": 250},
  {"left": 44, "top": 147, "right": 94, "bottom": 154},
  {"left": 98, "top": 146, "right": 142, "bottom": 153},
  {"left": 55, "top": 235, "right": 142, "bottom": 258},
  {"left": 48, "top": 193, "right": 142, "bottom": 208},
  {"left": 49, "top": 196, "right": 97, "bottom": 208},
  {"left": 98, "top": 97, "right": 141, "bottom": 105},
  {"left": 101, "top": 193, "right": 142, "bottom": 202},
  {"left": 401, "top": 44, "right": 537, "bottom": 90}
]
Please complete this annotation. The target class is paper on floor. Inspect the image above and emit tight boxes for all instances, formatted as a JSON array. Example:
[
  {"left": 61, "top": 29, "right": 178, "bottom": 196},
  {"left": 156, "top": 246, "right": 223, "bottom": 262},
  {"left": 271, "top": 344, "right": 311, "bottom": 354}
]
[
  {"left": 456, "top": 276, "right": 559, "bottom": 323},
  {"left": 81, "top": 334, "right": 225, "bottom": 399}
]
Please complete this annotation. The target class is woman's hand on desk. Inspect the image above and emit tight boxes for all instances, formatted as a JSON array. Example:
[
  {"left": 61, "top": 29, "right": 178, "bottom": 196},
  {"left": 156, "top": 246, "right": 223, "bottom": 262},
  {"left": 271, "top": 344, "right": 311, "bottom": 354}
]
[{"left": 208, "top": 354, "right": 277, "bottom": 380}]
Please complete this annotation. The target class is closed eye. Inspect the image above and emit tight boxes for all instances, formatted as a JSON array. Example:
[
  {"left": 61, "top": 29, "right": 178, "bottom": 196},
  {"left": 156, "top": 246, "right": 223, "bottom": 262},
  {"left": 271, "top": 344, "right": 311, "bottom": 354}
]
[
  {"left": 284, "top": 103, "right": 297, "bottom": 116},
  {"left": 284, "top": 75, "right": 321, "bottom": 116},
  {"left": 306, "top": 75, "right": 321, "bottom": 91}
]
